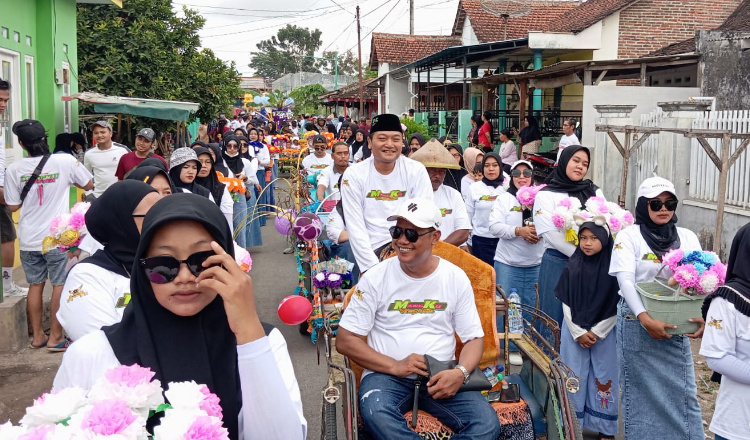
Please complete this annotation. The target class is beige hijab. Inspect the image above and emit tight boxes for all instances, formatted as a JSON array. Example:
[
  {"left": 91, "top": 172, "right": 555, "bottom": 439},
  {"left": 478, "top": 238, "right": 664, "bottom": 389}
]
[{"left": 463, "top": 147, "right": 484, "bottom": 180}]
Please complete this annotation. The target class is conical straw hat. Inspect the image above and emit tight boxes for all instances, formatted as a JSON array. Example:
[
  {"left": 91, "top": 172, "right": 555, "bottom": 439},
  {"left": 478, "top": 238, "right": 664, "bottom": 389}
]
[{"left": 410, "top": 138, "right": 461, "bottom": 169}]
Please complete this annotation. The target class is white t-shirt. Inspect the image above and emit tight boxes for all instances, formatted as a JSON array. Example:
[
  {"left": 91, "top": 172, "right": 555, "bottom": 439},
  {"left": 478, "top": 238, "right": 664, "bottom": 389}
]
[
  {"left": 340, "top": 156, "right": 433, "bottom": 271},
  {"left": 256, "top": 144, "right": 271, "bottom": 168},
  {"left": 339, "top": 257, "right": 484, "bottom": 379},
  {"left": 84, "top": 146, "right": 128, "bottom": 198},
  {"left": 556, "top": 134, "right": 580, "bottom": 162},
  {"left": 466, "top": 180, "right": 505, "bottom": 238},
  {"left": 0, "top": 127, "right": 6, "bottom": 187},
  {"left": 325, "top": 207, "right": 346, "bottom": 245},
  {"left": 302, "top": 153, "right": 333, "bottom": 171},
  {"left": 53, "top": 330, "right": 307, "bottom": 440},
  {"left": 433, "top": 184, "right": 471, "bottom": 239},
  {"left": 5, "top": 154, "right": 93, "bottom": 251},
  {"left": 57, "top": 263, "right": 130, "bottom": 341},
  {"left": 533, "top": 189, "right": 605, "bottom": 257},
  {"left": 460, "top": 175, "right": 475, "bottom": 202},
  {"left": 220, "top": 186, "right": 234, "bottom": 230},
  {"left": 78, "top": 234, "right": 104, "bottom": 255},
  {"left": 488, "top": 192, "right": 544, "bottom": 267},
  {"left": 700, "top": 297, "right": 750, "bottom": 440},
  {"left": 317, "top": 164, "right": 346, "bottom": 201}
]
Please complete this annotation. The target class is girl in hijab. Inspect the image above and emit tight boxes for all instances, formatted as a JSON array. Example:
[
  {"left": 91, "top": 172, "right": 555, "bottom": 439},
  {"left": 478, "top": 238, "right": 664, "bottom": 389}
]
[
  {"left": 337, "top": 122, "right": 352, "bottom": 143},
  {"left": 533, "top": 146, "right": 603, "bottom": 329},
  {"left": 700, "top": 223, "right": 750, "bottom": 440},
  {"left": 351, "top": 129, "right": 370, "bottom": 162},
  {"left": 444, "top": 143, "right": 466, "bottom": 192},
  {"left": 222, "top": 135, "right": 262, "bottom": 248},
  {"left": 466, "top": 152, "right": 508, "bottom": 266},
  {"left": 207, "top": 142, "right": 230, "bottom": 177},
  {"left": 609, "top": 176, "right": 703, "bottom": 439},
  {"left": 168, "top": 148, "right": 213, "bottom": 200},
  {"left": 57, "top": 181, "right": 162, "bottom": 341},
  {"left": 345, "top": 123, "right": 359, "bottom": 146},
  {"left": 53, "top": 194, "right": 307, "bottom": 439},
  {"left": 461, "top": 147, "right": 484, "bottom": 202},
  {"left": 140, "top": 156, "right": 169, "bottom": 174},
  {"left": 127, "top": 166, "right": 174, "bottom": 197},
  {"left": 407, "top": 133, "right": 425, "bottom": 157},
  {"left": 248, "top": 127, "right": 271, "bottom": 227},
  {"left": 518, "top": 115, "right": 542, "bottom": 155},
  {"left": 267, "top": 121, "right": 278, "bottom": 136},
  {"left": 194, "top": 146, "right": 234, "bottom": 230},
  {"left": 555, "top": 220, "right": 620, "bottom": 440}
]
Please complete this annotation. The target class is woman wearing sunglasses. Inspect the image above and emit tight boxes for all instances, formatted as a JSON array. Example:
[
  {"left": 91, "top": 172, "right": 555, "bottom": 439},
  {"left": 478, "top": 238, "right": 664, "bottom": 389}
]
[
  {"left": 488, "top": 160, "right": 543, "bottom": 366},
  {"left": 609, "top": 177, "right": 704, "bottom": 439},
  {"left": 54, "top": 193, "right": 307, "bottom": 439},
  {"left": 222, "top": 135, "right": 261, "bottom": 248},
  {"left": 465, "top": 152, "right": 508, "bottom": 266}
]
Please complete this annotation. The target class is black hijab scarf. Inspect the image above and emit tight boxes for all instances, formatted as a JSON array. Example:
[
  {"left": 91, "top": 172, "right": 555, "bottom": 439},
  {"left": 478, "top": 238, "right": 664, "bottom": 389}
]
[
  {"left": 519, "top": 116, "right": 542, "bottom": 145},
  {"left": 168, "top": 156, "right": 212, "bottom": 200},
  {"left": 542, "top": 145, "right": 598, "bottom": 205},
  {"left": 349, "top": 128, "right": 367, "bottom": 157},
  {"left": 127, "top": 166, "right": 176, "bottom": 194},
  {"left": 221, "top": 135, "right": 245, "bottom": 176},
  {"left": 140, "top": 157, "right": 168, "bottom": 173},
  {"left": 207, "top": 143, "right": 229, "bottom": 176},
  {"left": 444, "top": 144, "right": 466, "bottom": 192},
  {"left": 481, "top": 152, "right": 504, "bottom": 188},
  {"left": 102, "top": 194, "right": 240, "bottom": 439},
  {"left": 635, "top": 195, "right": 680, "bottom": 258},
  {"left": 346, "top": 124, "right": 359, "bottom": 146},
  {"left": 84, "top": 181, "right": 157, "bottom": 278},
  {"left": 193, "top": 147, "right": 226, "bottom": 206},
  {"left": 507, "top": 161, "right": 534, "bottom": 223},
  {"left": 554, "top": 223, "right": 620, "bottom": 329}
]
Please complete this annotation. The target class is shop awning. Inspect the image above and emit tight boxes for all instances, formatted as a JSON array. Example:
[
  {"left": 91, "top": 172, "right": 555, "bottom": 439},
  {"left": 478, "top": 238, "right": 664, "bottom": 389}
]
[{"left": 63, "top": 92, "right": 200, "bottom": 122}]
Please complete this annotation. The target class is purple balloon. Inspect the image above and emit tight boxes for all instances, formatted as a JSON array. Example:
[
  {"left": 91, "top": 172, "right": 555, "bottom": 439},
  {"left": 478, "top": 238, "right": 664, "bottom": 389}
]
[
  {"left": 275, "top": 209, "right": 296, "bottom": 236},
  {"left": 293, "top": 212, "right": 323, "bottom": 241}
]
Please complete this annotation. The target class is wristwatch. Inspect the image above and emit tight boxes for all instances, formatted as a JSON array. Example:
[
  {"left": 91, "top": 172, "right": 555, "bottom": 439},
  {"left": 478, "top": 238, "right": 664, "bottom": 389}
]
[{"left": 455, "top": 364, "right": 470, "bottom": 384}]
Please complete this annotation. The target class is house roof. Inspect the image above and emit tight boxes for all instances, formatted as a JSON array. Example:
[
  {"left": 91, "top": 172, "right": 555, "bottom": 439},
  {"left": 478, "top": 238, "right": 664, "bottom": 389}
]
[
  {"left": 452, "top": 0, "right": 579, "bottom": 43},
  {"left": 369, "top": 33, "right": 462, "bottom": 70},
  {"left": 546, "top": 0, "right": 639, "bottom": 33},
  {"left": 239, "top": 77, "right": 270, "bottom": 90},
  {"left": 318, "top": 78, "right": 379, "bottom": 103}
]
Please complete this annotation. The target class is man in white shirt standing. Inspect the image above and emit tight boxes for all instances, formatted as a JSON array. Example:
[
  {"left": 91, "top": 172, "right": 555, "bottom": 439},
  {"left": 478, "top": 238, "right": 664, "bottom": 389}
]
[
  {"left": 316, "top": 141, "right": 349, "bottom": 202},
  {"left": 301, "top": 134, "right": 333, "bottom": 172},
  {"left": 556, "top": 118, "right": 580, "bottom": 162},
  {"left": 83, "top": 120, "right": 127, "bottom": 201},
  {"left": 337, "top": 198, "right": 500, "bottom": 440},
  {"left": 5, "top": 120, "right": 93, "bottom": 351},
  {"left": 340, "top": 114, "right": 433, "bottom": 273},
  {"left": 409, "top": 139, "right": 471, "bottom": 247}
]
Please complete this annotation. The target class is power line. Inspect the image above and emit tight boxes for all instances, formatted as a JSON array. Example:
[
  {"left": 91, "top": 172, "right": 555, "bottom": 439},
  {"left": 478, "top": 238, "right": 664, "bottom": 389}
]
[
  {"left": 174, "top": 1, "right": 355, "bottom": 14},
  {"left": 348, "top": 0, "right": 401, "bottom": 52}
]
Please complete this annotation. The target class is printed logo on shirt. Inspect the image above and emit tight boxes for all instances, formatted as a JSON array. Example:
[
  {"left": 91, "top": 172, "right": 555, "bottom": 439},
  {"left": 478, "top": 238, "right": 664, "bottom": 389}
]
[
  {"left": 20, "top": 172, "right": 59, "bottom": 184},
  {"left": 67, "top": 285, "right": 87, "bottom": 303},
  {"left": 534, "top": 210, "right": 542, "bottom": 216},
  {"left": 641, "top": 252, "right": 661, "bottom": 264},
  {"left": 311, "top": 164, "right": 328, "bottom": 169},
  {"left": 342, "top": 179, "right": 350, "bottom": 186},
  {"left": 352, "top": 287, "right": 364, "bottom": 301},
  {"left": 707, "top": 317, "right": 723, "bottom": 330},
  {"left": 115, "top": 293, "right": 132, "bottom": 308},
  {"left": 614, "top": 243, "right": 623, "bottom": 250},
  {"left": 478, "top": 195, "right": 498, "bottom": 202},
  {"left": 439, "top": 208, "right": 453, "bottom": 217},
  {"left": 365, "top": 189, "right": 406, "bottom": 201},
  {"left": 387, "top": 299, "right": 448, "bottom": 314},
  {"left": 510, "top": 206, "right": 522, "bottom": 212}
]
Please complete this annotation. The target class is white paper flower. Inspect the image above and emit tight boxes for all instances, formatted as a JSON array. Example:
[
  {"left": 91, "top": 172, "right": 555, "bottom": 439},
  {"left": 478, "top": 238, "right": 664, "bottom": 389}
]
[
  {"left": 66, "top": 399, "right": 147, "bottom": 440},
  {"left": 153, "top": 409, "right": 227, "bottom": 440},
  {"left": 20, "top": 387, "right": 88, "bottom": 428},
  {"left": 0, "top": 422, "right": 27, "bottom": 440},
  {"left": 164, "top": 382, "right": 206, "bottom": 412},
  {"left": 88, "top": 366, "right": 164, "bottom": 417}
]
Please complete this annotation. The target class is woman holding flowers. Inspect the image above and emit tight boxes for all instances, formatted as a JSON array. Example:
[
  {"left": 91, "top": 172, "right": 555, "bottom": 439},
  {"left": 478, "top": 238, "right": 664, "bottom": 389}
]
[
  {"left": 489, "top": 160, "right": 544, "bottom": 365},
  {"left": 54, "top": 193, "right": 306, "bottom": 439},
  {"left": 609, "top": 176, "right": 704, "bottom": 439},
  {"left": 223, "top": 135, "right": 262, "bottom": 248}
]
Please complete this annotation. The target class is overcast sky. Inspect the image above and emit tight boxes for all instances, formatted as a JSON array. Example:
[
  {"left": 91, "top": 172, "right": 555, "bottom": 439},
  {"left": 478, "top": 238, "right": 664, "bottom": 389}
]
[{"left": 172, "top": 0, "right": 461, "bottom": 77}]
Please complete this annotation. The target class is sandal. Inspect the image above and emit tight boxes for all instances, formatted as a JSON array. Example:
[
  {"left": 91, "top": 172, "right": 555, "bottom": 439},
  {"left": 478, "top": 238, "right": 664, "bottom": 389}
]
[
  {"left": 29, "top": 339, "right": 48, "bottom": 349},
  {"left": 46, "top": 338, "right": 71, "bottom": 352}
]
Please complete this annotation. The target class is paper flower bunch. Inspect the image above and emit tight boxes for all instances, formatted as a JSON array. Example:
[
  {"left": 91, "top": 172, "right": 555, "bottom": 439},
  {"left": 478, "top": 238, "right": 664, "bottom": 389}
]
[
  {"left": 662, "top": 249, "right": 727, "bottom": 295},
  {"left": 550, "top": 197, "right": 583, "bottom": 244},
  {"left": 42, "top": 202, "right": 91, "bottom": 254},
  {"left": 575, "top": 197, "right": 635, "bottom": 234},
  {"left": 313, "top": 271, "right": 345, "bottom": 289},
  {"left": 217, "top": 174, "right": 246, "bottom": 202},
  {"left": 0, "top": 364, "right": 228, "bottom": 440},
  {"left": 235, "top": 247, "right": 253, "bottom": 273},
  {"left": 515, "top": 184, "right": 546, "bottom": 208}
]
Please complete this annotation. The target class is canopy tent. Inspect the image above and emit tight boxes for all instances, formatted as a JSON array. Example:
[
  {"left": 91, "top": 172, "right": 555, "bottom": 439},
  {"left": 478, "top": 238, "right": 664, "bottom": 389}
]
[{"left": 62, "top": 92, "right": 200, "bottom": 122}]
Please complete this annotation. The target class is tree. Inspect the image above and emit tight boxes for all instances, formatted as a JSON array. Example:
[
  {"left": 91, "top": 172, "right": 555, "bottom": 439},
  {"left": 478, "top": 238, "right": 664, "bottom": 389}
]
[
  {"left": 77, "top": 0, "right": 242, "bottom": 126},
  {"left": 249, "top": 25, "right": 323, "bottom": 80},
  {"left": 290, "top": 84, "right": 328, "bottom": 115},
  {"left": 316, "top": 50, "right": 359, "bottom": 77}
]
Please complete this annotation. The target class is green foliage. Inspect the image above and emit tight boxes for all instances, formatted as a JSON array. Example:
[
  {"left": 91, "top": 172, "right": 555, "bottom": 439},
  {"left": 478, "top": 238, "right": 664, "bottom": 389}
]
[
  {"left": 76, "top": 0, "right": 242, "bottom": 130},
  {"left": 400, "top": 117, "right": 441, "bottom": 140},
  {"left": 316, "top": 50, "right": 358, "bottom": 77},
  {"left": 266, "top": 89, "right": 290, "bottom": 110},
  {"left": 249, "top": 25, "right": 323, "bottom": 79},
  {"left": 364, "top": 67, "right": 378, "bottom": 79},
  {"left": 290, "top": 84, "right": 328, "bottom": 115}
]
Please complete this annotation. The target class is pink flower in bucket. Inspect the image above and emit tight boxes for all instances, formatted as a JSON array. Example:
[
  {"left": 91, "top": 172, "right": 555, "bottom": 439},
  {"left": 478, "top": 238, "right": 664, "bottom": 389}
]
[
  {"left": 661, "top": 249, "right": 684, "bottom": 271},
  {"left": 75, "top": 399, "right": 145, "bottom": 437},
  {"left": 185, "top": 416, "right": 229, "bottom": 440},
  {"left": 673, "top": 264, "right": 700, "bottom": 288}
]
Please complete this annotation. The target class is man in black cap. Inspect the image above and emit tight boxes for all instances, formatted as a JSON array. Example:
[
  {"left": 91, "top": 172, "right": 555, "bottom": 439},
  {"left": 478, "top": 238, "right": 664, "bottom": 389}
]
[
  {"left": 5, "top": 119, "right": 93, "bottom": 351},
  {"left": 301, "top": 134, "right": 333, "bottom": 171},
  {"left": 114, "top": 128, "right": 167, "bottom": 180},
  {"left": 340, "top": 114, "right": 433, "bottom": 272}
]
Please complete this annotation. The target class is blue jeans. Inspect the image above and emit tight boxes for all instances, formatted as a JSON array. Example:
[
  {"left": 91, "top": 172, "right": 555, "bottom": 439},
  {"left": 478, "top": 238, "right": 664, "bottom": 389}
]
[
  {"left": 714, "top": 435, "right": 730, "bottom": 440},
  {"left": 20, "top": 248, "right": 67, "bottom": 285},
  {"left": 536, "top": 248, "right": 567, "bottom": 346},
  {"left": 494, "top": 261, "right": 539, "bottom": 351},
  {"left": 470, "top": 235, "right": 498, "bottom": 268},
  {"left": 617, "top": 299, "right": 703, "bottom": 439},
  {"left": 329, "top": 241, "right": 360, "bottom": 285},
  {"left": 359, "top": 373, "right": 501, "bottom": 440}
]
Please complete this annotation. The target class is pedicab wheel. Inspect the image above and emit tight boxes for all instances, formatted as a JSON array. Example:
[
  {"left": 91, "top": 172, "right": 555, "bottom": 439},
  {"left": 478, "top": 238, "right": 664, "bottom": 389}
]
[
  {"left": 321, "top": 401, "right": 338, "bottom": 439},
  {"left": 566, "top": 395, "right": 583, "bottom": 440}
]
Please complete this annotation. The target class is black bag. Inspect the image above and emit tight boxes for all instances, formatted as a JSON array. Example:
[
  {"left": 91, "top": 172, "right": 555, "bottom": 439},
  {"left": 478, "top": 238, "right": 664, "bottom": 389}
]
[
  {"left": 20, "top": 154, "right": 51, "bottom": 203},
  {"left": 424, "top": 354, "right": 492, "bottom": 392}
]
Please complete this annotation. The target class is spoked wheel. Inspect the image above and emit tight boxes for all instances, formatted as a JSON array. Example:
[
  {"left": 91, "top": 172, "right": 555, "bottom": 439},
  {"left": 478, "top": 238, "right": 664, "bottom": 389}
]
[{"left": 320, "top": 400, "right": 338, "bottom": 439}]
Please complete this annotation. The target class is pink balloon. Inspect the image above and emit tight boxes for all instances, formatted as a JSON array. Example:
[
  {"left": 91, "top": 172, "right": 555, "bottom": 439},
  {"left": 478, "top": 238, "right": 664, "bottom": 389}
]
[
  {"left": 274, "top": 209, "right": 295, "bottom": 236},
  {"left": 278, "top": 295, "right": 312, "bottom": 325}
]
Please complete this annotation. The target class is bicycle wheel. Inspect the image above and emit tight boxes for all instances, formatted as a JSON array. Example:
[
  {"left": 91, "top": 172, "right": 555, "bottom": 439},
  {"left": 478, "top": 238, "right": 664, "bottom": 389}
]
[
  {"left": 321, "top": 401, "right": 338, "bottom": 440},
  {"left": 565, "top": 395, "right": 583, "bottom": 440}
]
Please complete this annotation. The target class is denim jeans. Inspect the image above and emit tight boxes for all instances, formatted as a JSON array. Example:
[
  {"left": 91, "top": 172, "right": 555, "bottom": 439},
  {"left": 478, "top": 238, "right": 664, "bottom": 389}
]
[
  {"left": 470, "top": 235, "right": 498, "bottom": 268},
  {"left": 617, "top": 299, "right": 703, "bottom": 439},
  {"left": 494, "top": 260, "right": 539, "bottom": 351},
  {"left": 359, "top": 373, "right": 501, "bottom": 440},
  {"left": 536, "top": 248, "right": 568, "bottom": 346},
  {"left": 714, "top": 435, "right": 730, "bottom": 440}
]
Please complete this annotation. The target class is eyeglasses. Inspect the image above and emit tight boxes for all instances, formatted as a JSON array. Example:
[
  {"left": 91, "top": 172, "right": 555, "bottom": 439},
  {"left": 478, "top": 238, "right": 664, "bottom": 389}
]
[
  {"left": 648, "top": 199, "right": 678, "bottom": 212},
  {"left": 225, "top": 144, "right": 238, "bottom": 150},
  {"left": 511, "top": 169, "right": 533, "bottom": 178},
  {"left": 451, "top": 153, "right": 462, "bottom": 159},
  {"left": 389, "top": 226, "right": 433, "bottom": 243},
  {"left": 139, "top": 250, "right": 216, "bottom": 284},
  {"left": 240, "top": 141, "right": 248, "bottom": 146}
]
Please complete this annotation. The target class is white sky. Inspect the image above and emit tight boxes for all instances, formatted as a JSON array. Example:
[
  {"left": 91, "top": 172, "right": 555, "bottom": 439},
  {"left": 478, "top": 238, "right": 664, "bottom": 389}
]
[{"left": 172, "top": 0, "right": 461, "bottom": 77}]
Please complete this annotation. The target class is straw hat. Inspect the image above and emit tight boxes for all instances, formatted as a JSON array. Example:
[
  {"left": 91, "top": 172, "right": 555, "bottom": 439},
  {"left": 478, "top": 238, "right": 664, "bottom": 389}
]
[{"left": 410, "top": 138, "right": 461, "bottom": 169}]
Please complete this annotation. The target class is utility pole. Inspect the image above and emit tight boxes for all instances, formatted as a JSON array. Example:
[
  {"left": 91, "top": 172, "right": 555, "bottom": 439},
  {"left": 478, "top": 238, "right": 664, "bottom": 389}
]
[
  {"left": 410, "top": 0, "right": 415, "bottom": 35},
  {"left": 357, "top": 6, "right": 364, "bottom": 119}
]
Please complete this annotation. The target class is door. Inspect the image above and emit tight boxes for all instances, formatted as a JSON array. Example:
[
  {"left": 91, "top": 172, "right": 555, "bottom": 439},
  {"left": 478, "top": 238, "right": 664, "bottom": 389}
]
[{"left": 0, "top": 49, "right": 22, "bottom": 159}]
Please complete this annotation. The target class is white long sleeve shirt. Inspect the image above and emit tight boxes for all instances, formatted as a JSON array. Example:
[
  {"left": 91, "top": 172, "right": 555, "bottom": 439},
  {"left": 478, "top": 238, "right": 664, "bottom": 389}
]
[
  {"left": 488, "top": 192, "right": 544, "bottom": 267},
  {"left": 562, "top": 305, "right": 616, "bottom": 340},
  {"left": 465, "top": 181, "right": 505, "bottom": 239}
]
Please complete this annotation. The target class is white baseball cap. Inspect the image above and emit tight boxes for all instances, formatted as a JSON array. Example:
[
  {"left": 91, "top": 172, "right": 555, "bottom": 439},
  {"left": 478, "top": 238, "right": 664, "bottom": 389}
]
[
  {"left": 637, "top": 176, "right": 676, "bottom": 199},
  {"left": 387, "top": 198, "right": 442, "bottom": 229}
]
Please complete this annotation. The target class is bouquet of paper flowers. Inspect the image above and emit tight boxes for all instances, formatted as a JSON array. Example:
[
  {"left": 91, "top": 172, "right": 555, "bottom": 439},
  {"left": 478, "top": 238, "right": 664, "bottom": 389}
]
[
  {"left": 661, "top": 249, "right": 727, "bottom": 295},
  {"left": 217, "top": 174, "right": 247, "bottom": 203},
  {"left": 42, "top": 202, "right": 91, "bottom": 254},
  {"left": 515, "top": 184, "right": 545, "bottom": 209},
  {"left": 0, "top": 364, "right": 229, "bottom": 440},
  {"left": 234, "top": 247, "right": 253, "bottom": 273},
  {"left": 552, "top": 196, "right": 634, "bottom": 244}
]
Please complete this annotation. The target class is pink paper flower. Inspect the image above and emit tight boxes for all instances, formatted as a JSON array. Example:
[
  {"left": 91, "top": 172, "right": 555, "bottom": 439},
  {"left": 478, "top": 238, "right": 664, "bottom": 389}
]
[
  {"left": 68, "top": 212, "right": 86, "bottom": 230},
  {"left": 662, "top": 249, "right": 684, "bottom": 271},
  {"left": 609, "top": 216, "right": 622, "bottom": 233},
  {"left": 185, "top": 416, "right": 229, "bottom": 440},
  {"left": 198, "top": 386, "right": 223, "bottom": 419},
  {"left": 552, "top": 213, "right": 566, "bottom": 229},
  {"left": 105, "top": 364, "right": 156, "bottom": 388},
  {"left": 622, "top": 211, "right": 634, "bottom": 225},
  {"left": 558, "top": 198, "right": 572, "bottom": 209},
  {"left": 80, "top": 399, "right": 139, "bottom": 435},
  {"left": 18, "top": 426, "right": 55, "bottom": 440},
  {"left": 709, "top": 263, "right": 727, "bottom": 285},
  {"left": 673, "top": 264, "right": 700, "bottom": 288}
]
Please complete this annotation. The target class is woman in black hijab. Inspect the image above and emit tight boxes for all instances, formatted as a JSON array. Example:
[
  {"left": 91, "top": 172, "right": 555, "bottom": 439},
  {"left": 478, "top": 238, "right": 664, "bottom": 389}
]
[
  {"left": 194, "top": 146, "right": 233, "bottom": 230},
  {"left": 127, "top": 166, "right": 174, "bottom": 197},
  {"left": 351, "top": 129, "right": 369, "bottom": 161},
  {"left": 466, "top": 152, "right": 506, "bottom": 266},
  {"left": 519, "top": 115, "right": 542, "bottom": 154},
  {"left": 168, "top": 147, "right": 212, "bottom": 200},
  {"left": 54, "top": 194, "right": 306, "bottom": 439},
  {"left": 207, "top": 142, "right": 229, "bottom": 176},
  {"left": 140, "top": 157, "right": 169, "bottom": 174},
  {"left": 443, "top": 143, "right": 466, "bottom": 191},
  {"left": 555, "top": 221, "right": 620, "bottom": 439},
  {"left": 57, "top": 181, "right": 161, "bottom": 341},
  {"left": 407, "top": 133, "right": 426, "bottom": 157}
]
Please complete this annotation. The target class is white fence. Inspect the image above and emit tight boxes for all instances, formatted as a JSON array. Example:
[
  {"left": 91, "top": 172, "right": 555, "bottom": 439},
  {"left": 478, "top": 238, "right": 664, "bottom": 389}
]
[
  {"left": 690, "top": 110, "right": 750, "bottom": 207},
  {"left": 636, "top": 108, "right": 665, "bottom": 191}
]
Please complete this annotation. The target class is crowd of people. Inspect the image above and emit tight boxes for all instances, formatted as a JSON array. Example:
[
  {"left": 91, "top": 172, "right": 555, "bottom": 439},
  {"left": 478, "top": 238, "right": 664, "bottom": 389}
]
[{"left": 0, "top": 74, "right": 747, "bottom": 440}]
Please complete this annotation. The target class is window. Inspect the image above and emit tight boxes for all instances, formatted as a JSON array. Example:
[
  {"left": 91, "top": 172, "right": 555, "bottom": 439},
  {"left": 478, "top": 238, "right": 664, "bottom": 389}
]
[
  {"left": 13, "top": 32, "right": 19, "bottom": 43},
  {"left": 24, "top": 56, "right": 34, "bottom": 119},
  {"left": 25, "top": 36, "right": 31, "bottom": 46},
  {"left": 1, "top": 28, "right": 8, "bottom": 39}
]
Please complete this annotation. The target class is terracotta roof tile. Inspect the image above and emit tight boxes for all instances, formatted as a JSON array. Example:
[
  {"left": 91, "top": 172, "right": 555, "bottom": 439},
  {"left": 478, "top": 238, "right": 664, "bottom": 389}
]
[
  {"left": 546, "top": 0, "right": 639, "bottom": 33},
  {"left": 369, "top": 33, "right": 462, "bottom": 69},
  {"left": 645, "top": 38, "right": 695, "bottom": 57},
  {"left": 452, "top": 0, "right": 579, "bottom": 43},
  {"left": 319, "top": 78, "right": 379, "bottom": 101}
]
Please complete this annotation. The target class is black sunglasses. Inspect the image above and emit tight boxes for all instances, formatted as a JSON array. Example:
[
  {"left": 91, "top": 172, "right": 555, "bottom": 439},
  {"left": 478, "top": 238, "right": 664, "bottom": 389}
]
[
  {"left": 389, "top": 226, "right": 433, "bottom": 243},
  {"left": 648, "top": 199, "right": 678, "bottom": 212},
  {"left": 140, "top": 250, "right": 216, "bottom": 284},
  {"left": 225, "top": 143, "right": 238, "bottom": 150},
  {"left": 511, "top": 169, "right": 533, "bottom": 178}
]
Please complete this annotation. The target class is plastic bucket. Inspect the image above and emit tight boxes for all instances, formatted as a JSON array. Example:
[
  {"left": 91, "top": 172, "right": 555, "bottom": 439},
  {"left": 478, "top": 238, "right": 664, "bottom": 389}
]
[{"left": 636, "top": 280, "right": 704, "bottom": 335}]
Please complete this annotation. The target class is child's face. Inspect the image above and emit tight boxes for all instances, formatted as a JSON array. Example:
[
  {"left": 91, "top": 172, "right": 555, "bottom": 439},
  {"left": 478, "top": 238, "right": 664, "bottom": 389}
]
[{"left": 579, "top": 228, "right": 603, "bottom": 256}]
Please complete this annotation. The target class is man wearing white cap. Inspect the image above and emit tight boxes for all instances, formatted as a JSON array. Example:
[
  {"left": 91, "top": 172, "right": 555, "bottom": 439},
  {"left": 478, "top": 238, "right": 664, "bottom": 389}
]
[
  {"left": 83, "top": 120, "right": 128, "bottom": 200},
  {"left": 337, "top": 198, "right": 500, "bottom": 440},
  {"left": 340, "top": 114, "right": 433, "bottom": 272}
]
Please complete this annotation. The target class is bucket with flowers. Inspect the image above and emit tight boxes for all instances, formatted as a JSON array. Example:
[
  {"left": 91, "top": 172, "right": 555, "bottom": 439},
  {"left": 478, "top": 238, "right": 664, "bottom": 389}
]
[{"left": 635, "top": 249, "right": 727, "bottom": 334}]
